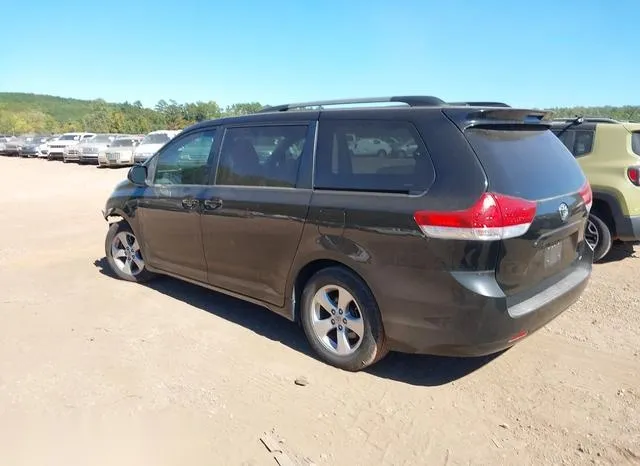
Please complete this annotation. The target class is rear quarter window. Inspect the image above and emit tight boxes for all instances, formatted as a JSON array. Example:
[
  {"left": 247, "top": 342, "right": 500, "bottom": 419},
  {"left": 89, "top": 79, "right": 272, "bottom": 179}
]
[
  {"left": 632, "top": 132, "right": 640, "bottom": 156},
  {"left": 465, "top": 128, "right": 586, "bottom": 200},
  {"left": 315, "top": 120, "right": 435, "bottom": 194}
]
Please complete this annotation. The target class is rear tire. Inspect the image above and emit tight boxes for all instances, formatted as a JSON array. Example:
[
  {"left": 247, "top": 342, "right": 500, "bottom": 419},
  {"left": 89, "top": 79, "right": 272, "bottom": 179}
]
[
  {"left": 586, "top": 213, "right": 612, "bottom": 262},
  {"left": 105, "top": 221, "right": 156, "bottom": 283},
  {"left": 300, "top": 267, "right": 388, "bottom": 371}
]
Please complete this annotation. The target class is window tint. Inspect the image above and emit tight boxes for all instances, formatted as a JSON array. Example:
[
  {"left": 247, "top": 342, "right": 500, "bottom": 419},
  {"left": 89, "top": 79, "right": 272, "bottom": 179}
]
[
  {"left": 215, "top": 125, "right": 307, "bottom": 187},
  {"left": 153, "top": 130, "right": 216, "bottom": 185},
  {"left": 573, "top": 130, "right": 594, "bottom": 156},
  {"left": 315, "top": 120, "right": 434, "bottom": 193},
  {"left": 551, "top": 130, "right": 573, "bottom": 151},
  {"left": 464, "top": 128, "right": 586, "bottom": 200},
  {"left": 631, "top": 132, "right": 640, "bottom": 156},
  {"left": 551, "top": 129, "right": 594, "bottom": 157}
]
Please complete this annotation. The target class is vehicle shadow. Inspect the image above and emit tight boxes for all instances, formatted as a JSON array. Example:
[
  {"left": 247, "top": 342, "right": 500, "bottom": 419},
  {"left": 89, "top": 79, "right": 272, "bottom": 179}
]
[
  {"left": 599, "top": 241, "right": 639, "bottom": 264},
  {"left": 94, "top": 257, "right": 501, "bottom": 386}
]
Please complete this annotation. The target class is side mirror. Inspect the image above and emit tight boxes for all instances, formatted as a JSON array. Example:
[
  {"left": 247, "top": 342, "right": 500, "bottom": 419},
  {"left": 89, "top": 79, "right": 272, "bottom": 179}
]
[{"left": 127, "top": 164, "right": 147, "bottom": 186}]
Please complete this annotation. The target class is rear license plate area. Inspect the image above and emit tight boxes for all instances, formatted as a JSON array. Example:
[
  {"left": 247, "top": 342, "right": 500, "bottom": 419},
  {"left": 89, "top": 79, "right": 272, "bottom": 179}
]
[{"left": 544, "top": 242, "right": 562, "bottom": 268}]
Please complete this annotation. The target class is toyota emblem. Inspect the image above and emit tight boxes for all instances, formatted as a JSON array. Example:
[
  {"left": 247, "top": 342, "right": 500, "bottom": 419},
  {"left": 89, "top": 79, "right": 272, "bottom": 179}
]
[{"left": 558, "top": 203, "right": 569, "bottom": 222}]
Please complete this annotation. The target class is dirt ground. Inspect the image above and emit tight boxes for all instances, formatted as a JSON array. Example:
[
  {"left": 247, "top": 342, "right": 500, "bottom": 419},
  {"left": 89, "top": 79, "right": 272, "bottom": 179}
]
[{"left": 0, "top": 157, "right": 638, "bottom": 466}]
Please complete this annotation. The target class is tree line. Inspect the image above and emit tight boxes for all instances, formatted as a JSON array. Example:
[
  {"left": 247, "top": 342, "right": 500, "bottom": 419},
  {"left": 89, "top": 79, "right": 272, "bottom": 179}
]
[
  {"left": 0, "top": 93, "right": 638, "bottom": 135},
  {"left": 0, "top": 94, "right": 263, "bottom": 134}
]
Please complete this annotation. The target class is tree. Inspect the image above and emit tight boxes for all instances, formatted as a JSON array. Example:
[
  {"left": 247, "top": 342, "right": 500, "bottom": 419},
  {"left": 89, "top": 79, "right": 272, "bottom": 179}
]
[{"left": 224, "top": 102, "right": 264, "bottom": 116}]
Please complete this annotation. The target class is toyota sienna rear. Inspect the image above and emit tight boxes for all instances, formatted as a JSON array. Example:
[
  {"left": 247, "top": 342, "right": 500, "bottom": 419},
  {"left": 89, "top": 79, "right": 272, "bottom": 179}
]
[{"left": 102, "top": 96, "right": 592, "bottom": 371}]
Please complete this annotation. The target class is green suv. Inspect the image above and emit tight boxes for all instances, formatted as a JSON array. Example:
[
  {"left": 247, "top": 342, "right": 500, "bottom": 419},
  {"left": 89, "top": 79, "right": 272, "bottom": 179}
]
[{"left": 550, "top": 117, "right": 640, "bottom": 261}]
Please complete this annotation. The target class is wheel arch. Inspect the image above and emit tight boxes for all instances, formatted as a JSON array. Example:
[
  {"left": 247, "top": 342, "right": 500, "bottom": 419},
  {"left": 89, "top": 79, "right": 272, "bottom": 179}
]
[
  {"left": 591, "top": 189, "right": 624, "bottom": 237},
  {"left": 290, "top": 258, "right": 374, "bottom": 323}
]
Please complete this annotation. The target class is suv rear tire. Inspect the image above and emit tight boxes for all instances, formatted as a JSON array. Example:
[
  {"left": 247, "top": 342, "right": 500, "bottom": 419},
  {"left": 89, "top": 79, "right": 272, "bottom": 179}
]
[
  {"left": 105, "top": 221, "right": 156, "bottom": 283},
  {"left": 586, "top": 213, "right": 613, "bottom": 262},
  {"left": 300, "top": 267, "right": 388, "bottom": 371}
]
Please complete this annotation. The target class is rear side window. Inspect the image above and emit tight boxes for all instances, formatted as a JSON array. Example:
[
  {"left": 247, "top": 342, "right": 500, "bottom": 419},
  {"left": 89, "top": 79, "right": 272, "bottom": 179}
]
[
  {"left": 632, "top": 132, "right": 640, "bottom": 156},
  {"left": 315, "top": 120, "right": 435, "bottom": 193},
  {"left": 215, "top": 125, "right": 307, "bottom": 188},
  {"left": 551, "top": 129, "right": 594, "bottom": 157},
  {"left": 552, "top": 130, "right": 573, "bottom": 151},
  {"left": 465, "top": 128, "right": 586, "bottom": 200},
  {"left": 573, "top": 130, "right": 594, "bottom": 156}
]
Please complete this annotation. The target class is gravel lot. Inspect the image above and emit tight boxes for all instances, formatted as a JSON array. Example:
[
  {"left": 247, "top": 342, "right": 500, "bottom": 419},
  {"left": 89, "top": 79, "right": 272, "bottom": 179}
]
[{"left": 0, "top": 157, "right": 638, "bottom": 466}]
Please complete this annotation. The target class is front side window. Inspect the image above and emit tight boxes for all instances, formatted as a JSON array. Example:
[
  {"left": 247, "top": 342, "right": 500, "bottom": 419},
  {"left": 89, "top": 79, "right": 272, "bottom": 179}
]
[
  {"left": 153, "top": 129, "right": 216, "bottom": 185},
  {"left": 215, "top": 125, "right": 308, "bottom": 188},
  {"left": 315, "top": 120, "right": 435, "bottom": 193}
]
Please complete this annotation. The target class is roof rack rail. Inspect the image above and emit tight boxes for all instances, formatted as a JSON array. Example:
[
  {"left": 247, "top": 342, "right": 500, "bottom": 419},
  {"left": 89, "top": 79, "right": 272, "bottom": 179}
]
[
  {"left": 552, "top": 117, "right": 619, "bottom": 124},
  {"left": 449, "top": 101, "right": 511, "bottom": 107},
  {"left": 257, "top": 95, "right": 446, "bottom": 113}
]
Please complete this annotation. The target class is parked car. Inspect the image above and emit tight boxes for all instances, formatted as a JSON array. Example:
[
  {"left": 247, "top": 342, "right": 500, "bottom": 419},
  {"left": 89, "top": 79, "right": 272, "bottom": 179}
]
[
  {"left": 132, "top": 130, "right": 180, "bottom": 164},
  {"left": 68, "top": 133, "right": 118, "bottom": 164},
  {"left": 37, "top": 135, "right": 59, "bottom": 159},
  {"left": 19, "top": 135, "right": 51, "bottom": 157},
  {"left": 98, "top": 136, "right": 141, "bottom": 167},
  {"left": 1, "top": 136, "right": 29, "bottom": 156},
  {"left": 550, "top": 117, "right": 640, "bottom": 261},
  {"left": 345, "top": 135, "right": 393, "bottom": 157},
  {"left": 102, "top": 96, "right": 593, "bottom": 371},
  {"left": 0, "top": 136, "right": 11, "bottom": 155},
  {"left": 47, "top": 132, "right": 95, "bottom": 160}
]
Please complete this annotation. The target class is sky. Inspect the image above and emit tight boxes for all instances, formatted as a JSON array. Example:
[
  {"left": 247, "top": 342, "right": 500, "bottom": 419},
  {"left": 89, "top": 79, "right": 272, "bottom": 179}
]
[{"left": 1, "top": 0, "right": 638, "bottom": 109}]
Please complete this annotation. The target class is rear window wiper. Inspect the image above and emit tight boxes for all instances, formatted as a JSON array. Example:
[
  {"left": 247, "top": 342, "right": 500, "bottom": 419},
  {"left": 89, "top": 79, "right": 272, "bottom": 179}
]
[{"left": 557, "top": 116, "right": 584, "bottom": 136}]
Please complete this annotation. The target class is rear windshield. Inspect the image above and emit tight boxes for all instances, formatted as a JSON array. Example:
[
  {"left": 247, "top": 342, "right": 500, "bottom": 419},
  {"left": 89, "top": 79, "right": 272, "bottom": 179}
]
[
  {"left": 464, "top": 128, "right": 586, "bottom": 200},
  {"left": 632, "top": 132, "right": 640, "bottom": 156}
]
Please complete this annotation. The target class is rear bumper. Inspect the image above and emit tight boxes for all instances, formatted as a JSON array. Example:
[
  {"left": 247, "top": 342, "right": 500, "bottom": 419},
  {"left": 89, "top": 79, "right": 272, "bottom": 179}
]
[
  {"left": 382, "top": 254, "right": 592, "bottom": 356},
  {"left": 614, "top": 214, "right": 640, "bottom": 241}
]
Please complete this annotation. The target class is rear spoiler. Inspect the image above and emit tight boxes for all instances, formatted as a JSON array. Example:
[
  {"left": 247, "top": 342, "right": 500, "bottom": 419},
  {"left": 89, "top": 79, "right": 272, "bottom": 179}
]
[{"left": 443, "top": 108, "right": 551, "bottom": 130}]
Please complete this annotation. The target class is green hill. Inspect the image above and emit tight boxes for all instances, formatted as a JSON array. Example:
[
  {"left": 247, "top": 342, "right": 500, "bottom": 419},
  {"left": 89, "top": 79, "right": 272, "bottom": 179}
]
[
  {"left": 0, "top": 92, "right": 113, "bottom": 123},
  {"left": 0, "top": 92, "right": 638, "bottom": 134}
]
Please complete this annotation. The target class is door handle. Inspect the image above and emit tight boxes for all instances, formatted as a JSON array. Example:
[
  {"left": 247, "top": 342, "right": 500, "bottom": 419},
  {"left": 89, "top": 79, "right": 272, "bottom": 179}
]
[
  {"left": 203, "top": 198, "right": 223, "bottom": 210},
  {"left": 181, "top": 198, "right": 199, "bottom": 210}
]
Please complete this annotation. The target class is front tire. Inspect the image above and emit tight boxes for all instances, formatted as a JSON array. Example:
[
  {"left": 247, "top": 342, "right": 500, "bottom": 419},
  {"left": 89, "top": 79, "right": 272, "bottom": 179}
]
[
  {"left": 586, "top": 213, "right": 612, "bottom": 262},
  {"left": 300, "top": 267, "right": 388, "bottom": 371},
  {"left": 105, "top": 221, "right": 155, "bottom": 282},
  {"left": 376, "top": 149, "right": 387, "bottom": 158}
]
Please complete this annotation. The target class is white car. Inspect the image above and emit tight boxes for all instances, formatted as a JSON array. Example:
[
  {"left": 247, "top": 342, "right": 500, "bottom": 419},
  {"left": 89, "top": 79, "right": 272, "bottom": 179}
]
[
  {"left": 38, "top": 136, "right": 59, "bottom": 158},
  {"left": 98, "top": 136, "right": 141, "bottom": 168},
  {"left": 347, "top": 136, "right": 393, "bottom": 157},
  {"left": 47, "top": 133, "right": 95, "bottom": 160},
  {"left": 132, "top": 130, "right": 180, "bottom": 164}
]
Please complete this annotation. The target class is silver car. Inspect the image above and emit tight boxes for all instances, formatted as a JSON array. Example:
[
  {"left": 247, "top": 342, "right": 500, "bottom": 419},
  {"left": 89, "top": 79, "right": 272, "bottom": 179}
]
[
  {"left": 72, "top": 134, "right": 120, "bottom": 164},
  {"left": 62, "top": 134, "right": 117, "bottom": 163},
  {"left": 98, "top": 136, "right": 141, "bottom": 167}
]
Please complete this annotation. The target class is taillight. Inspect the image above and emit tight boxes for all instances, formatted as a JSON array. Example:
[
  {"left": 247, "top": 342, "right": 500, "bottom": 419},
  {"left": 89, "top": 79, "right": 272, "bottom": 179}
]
[
  {"left": 414, "top": 192, "right": 537, "bottom": 241},
  {"left": 627, "top": 167, "right": 640, "bottom": 187},
  {"left": 578, "top": 181, "right": 593, "bottom": 211}
]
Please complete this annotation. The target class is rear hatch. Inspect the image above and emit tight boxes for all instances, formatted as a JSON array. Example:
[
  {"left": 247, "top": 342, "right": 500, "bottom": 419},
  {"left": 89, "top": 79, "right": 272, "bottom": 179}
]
[{"left": 445, "top": 108, "right": 591, "bottom": 296}]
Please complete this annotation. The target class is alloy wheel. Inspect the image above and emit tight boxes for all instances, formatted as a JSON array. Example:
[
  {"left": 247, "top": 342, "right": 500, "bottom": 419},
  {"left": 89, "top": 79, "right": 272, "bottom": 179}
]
[
  {"left": 110, "top": 231, "right": 144, "bottom": 277},
  {"left": 310, "top": 285, "right": 365, "bottom": 356},
  {"left": 585, "top": 218, "right": 600, "bottom": 251}
]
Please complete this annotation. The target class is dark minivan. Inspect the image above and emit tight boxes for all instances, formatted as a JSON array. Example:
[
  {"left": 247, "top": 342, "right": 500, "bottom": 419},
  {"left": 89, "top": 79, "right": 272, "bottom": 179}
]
[{"left": 102, "top": 96, "right": 593, "bottom": 371}]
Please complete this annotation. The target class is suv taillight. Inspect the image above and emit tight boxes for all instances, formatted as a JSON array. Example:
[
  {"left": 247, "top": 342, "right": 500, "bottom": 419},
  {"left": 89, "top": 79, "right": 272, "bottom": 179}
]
[
  {"left": 578, "top": 181, "right": 593, "bottom": 211},
  {"left": 628, "top": 167, "right": 640, "bottom": 186},
  {"left": 414, "top": 192, "right": 537, "bottom": 241}
]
